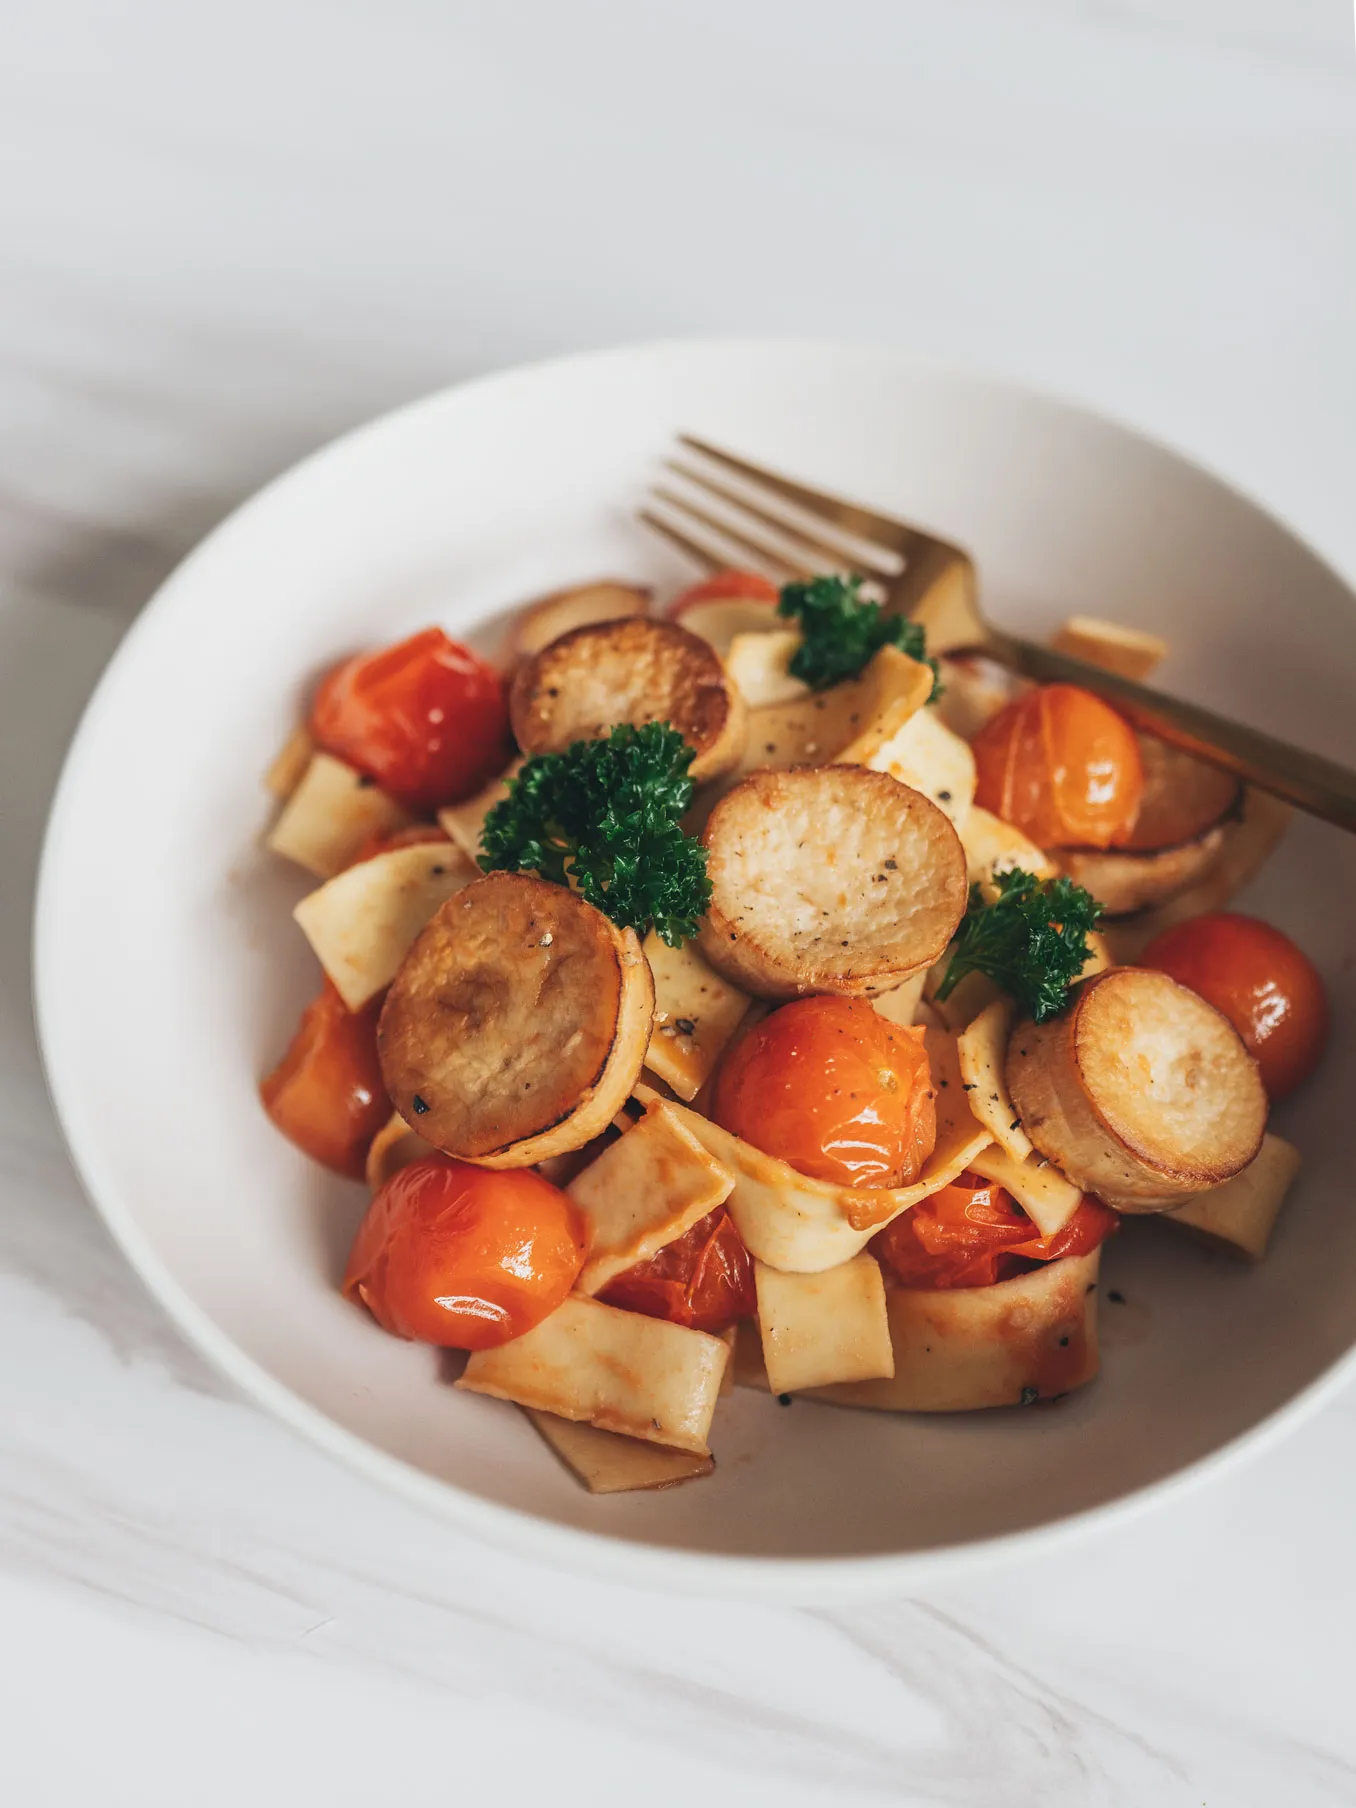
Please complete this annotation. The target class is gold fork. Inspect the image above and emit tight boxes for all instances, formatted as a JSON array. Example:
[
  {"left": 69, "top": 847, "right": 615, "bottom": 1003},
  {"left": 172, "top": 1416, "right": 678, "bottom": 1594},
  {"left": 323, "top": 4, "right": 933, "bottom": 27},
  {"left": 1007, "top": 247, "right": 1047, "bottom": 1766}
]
[{"left": 640, "top": 434, "right": 1356, "bottom": 834}]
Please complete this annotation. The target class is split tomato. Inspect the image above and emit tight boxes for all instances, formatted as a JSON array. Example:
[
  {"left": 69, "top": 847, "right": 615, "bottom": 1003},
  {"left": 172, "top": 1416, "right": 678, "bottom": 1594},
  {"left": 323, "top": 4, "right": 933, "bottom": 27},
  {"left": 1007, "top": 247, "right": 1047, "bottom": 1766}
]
[
  {"left": 600, "top": 1205, "right": 756, "bottom": 1334},
  {"left": 260, "top": 980, "right": 390, "bottom": 1179},
  {"left": 873, "top": 1173, "right": 1118, "bottom": 1290},
  {"left": 310, "top": 627, "right": 510, "bottom": 814}
]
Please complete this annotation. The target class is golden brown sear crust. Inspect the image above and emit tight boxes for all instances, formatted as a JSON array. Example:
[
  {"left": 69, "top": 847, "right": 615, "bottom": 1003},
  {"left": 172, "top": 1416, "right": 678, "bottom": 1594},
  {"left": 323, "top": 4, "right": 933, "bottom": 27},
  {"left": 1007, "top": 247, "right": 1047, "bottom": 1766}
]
[
  {"left": 378, "top": 872, "right": 654, "bottom": 1166},
  {"left": 512, "top": 581, "right": 651, "bottom": 660},
  {"left": 1006, "top": 966, "right": 1266, "bottom": 1212},
  {"left": 696, "top": 765, "right": 968, "bottom": 999},
  {"left": 508, "top": 617, "right": 745, "bottom": 780},
  {"left": 1117, "top": 735, "right": 1242, "bottom": 852},
  {"left": 1059, "top": 827, "right": 1228, "bottom": 917}
]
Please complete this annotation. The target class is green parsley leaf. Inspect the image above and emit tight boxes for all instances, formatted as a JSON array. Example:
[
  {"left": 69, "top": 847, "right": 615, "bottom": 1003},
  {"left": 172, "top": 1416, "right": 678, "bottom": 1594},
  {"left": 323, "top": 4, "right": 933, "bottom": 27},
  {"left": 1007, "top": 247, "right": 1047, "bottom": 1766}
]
[
  {"left": 478, "top": 722, "right": 711, "bottom": 946},
  {"left": 777, "top": 573, "right": 941, "bottom": 698},
  {"left": 934, "top": 867, "right": 1104, "bottom": 1023}
]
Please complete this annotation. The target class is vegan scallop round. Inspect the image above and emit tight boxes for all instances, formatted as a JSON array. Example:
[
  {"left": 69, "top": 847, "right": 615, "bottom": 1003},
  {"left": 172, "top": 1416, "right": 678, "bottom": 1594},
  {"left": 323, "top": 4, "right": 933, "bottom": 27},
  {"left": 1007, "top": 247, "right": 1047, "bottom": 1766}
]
[
  {"left": 511, "top": 579, "right": 651, "bottom": 660},
  {"left": 696, "top": 764, "right": 968, "bottom": 999},
  {"left": 377, "top": 871, "right": 655, "bottom": 1168},
  {"left": 508, "top": 616, "right": 746, "bottom": 780},
  {"left": 1006, "top": 965, "right": 1267, "bottom": 1212}
]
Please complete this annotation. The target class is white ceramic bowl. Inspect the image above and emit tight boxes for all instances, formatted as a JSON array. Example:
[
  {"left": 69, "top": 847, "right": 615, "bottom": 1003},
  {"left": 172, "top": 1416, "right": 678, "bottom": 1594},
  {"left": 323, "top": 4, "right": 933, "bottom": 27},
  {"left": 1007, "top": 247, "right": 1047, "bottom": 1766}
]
[{"left": 35, "top": 339, "right": 1356, "bottom": 1601}]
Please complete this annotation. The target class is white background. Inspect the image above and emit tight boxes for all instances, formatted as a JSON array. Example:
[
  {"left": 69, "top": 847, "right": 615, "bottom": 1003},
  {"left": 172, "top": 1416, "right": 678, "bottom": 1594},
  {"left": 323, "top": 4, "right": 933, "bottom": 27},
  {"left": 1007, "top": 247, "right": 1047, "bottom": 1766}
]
[{"left": 2, "top": 3, "right": 1355, "bottom": 1803}]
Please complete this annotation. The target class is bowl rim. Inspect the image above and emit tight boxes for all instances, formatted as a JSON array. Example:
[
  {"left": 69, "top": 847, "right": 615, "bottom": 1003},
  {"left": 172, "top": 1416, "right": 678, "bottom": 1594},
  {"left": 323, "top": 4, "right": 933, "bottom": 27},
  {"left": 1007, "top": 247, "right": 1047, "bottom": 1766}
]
[{"left": 32, "top": 332, "right": 1356, "bottom": 1602}]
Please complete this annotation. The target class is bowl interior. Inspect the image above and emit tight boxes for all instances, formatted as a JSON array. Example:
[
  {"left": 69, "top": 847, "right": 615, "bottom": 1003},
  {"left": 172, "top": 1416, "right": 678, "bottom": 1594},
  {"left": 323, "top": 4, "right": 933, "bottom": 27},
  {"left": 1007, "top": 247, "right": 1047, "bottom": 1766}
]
[{"left": 36, "top": 339, "right": 1356, "bottom": 1586}]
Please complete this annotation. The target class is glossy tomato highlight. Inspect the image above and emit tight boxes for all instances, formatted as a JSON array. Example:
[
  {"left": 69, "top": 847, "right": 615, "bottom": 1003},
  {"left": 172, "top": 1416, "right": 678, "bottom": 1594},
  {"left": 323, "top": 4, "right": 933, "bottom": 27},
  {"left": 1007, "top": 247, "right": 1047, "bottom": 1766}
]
[
  {"left": 712, "top": 996, "right": 937, "bottom": 1188},
  {"left": 310, "top": 627, "right": 510, "bottom": 814},
  {"left": 1142, "top": 910, "right": 1328, "bottom": 1099},
  {"left": 260, "top": 980, "right": 390, "bottom": 1178},
  {"left": 600, "top": 1206, "right": 756, "bottom": 1333},
  {"left": 344, "top": 1157, "right": 585, "bottom": 1349},
  {"left": 873, "top": 1173, "right": 1118, "bottom": 1290},
  {"left": 972, "top": 683, "right": 1143, "bottom": 849}
]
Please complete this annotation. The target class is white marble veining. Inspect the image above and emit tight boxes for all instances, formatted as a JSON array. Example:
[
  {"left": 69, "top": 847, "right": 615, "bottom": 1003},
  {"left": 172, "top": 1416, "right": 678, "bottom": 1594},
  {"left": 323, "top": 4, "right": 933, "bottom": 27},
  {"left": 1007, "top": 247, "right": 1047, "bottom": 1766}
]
[{"left": 2, "top": 2, "right": 1355, "bottom": 1801}]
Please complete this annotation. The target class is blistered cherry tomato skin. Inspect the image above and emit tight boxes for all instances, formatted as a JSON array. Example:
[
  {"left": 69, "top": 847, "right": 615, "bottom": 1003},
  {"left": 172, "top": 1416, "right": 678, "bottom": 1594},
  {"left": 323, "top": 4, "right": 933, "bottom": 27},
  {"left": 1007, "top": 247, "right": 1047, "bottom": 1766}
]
[
  {"left": 310, "top": 627, "right": 510, "bottom": 814},
  {"left": 667, "top": 568, "right": 780, "bottom": 616},
  {"left": 600, "top": 1206, "right": 756, "bottom": 1333},
  {"left": 872, "top": 1173, "right": 1118, "bottom": 1291},
  {"left": 344, "top": 1157, "right": 586, "bottom": 1349},
  {"left": 1142, "top": 911, "right": 1328, "bottom": 1099},
  {"left": 971, "top": 683, "right": 1143, "bottom": 849},
  {"left": 260, "top": 981, "right": 389, "bottom": 1179},
  {"left": 712, "top": 996, "right": 937, "bottom": 1189}
]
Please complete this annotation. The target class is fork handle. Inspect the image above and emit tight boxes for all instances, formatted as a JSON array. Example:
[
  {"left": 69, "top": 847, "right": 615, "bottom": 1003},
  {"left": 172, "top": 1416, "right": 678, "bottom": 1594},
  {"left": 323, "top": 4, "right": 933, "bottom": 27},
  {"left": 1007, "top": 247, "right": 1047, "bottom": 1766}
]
[{"left": 981, "top": 630, "right": 1356, "bottom": 834}]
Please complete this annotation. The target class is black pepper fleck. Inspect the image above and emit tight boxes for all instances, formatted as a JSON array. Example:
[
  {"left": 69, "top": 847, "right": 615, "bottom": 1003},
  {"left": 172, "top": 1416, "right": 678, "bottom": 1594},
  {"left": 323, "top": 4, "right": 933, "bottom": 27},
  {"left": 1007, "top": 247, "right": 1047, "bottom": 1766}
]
[
  {"left": 777, "top": 1393, "right": 793, "bottom": 1406},
  {"left": 1108, "top": 1288, "right": 1126, "bottom": 1304},
  {"left": 938, "top": 789, "right": 952, "bottom": 802},
  {"left": 356, "top": 774, "right": 375, "bottom": 789},
  {"left": 411, "top": 1095, "right": 430, "bottom": 1115},
  {"left": 675, "top": 1017, "right": 696, "bottom": 1036},
  {"left": 1058, "top": 1335, "right": 1070, "bottom": 1347},
  {"left": 431, "top": 865, "right": 445, "bottom": 875},
  {"left": 1019, "top": 1385, "right": 1040, "bottom": 1406}
]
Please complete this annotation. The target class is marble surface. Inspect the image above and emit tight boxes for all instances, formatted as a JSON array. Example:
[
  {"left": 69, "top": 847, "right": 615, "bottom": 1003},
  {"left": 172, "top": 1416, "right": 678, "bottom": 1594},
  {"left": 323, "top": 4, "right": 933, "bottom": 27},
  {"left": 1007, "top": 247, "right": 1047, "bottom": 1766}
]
[{"left": 3, "top": 2, "right": 1355, "bottom": 1801}]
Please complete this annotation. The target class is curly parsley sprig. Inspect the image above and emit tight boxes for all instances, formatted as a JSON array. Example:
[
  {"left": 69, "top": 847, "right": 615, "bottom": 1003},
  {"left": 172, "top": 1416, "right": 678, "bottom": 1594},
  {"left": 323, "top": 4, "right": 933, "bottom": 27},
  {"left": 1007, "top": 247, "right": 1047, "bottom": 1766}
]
[
  {"left": 478, "top": 722, "right": 711, "bottom": 946},
  {"left": 777, "top": 573, "right": 941, "bottom": 698},
  {"left": 934, "top": 867, "right": 1104, "bottom": 1023}
]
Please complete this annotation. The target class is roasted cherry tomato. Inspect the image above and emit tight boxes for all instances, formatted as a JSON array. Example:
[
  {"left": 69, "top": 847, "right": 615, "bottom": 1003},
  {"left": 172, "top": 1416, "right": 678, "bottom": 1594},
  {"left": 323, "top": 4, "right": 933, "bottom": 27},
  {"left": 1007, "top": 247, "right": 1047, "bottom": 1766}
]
[
  {"left": 344, "top": 1156, "right": 586, "bottom": 1348},
  {"left": 873, "top": 1173, "right": 1118, "bottom": 1290},
  {"left": 600, "top": 1205, "right": 756, "bottom": 1333},
  {"left": 971, "top": 683, "right": 1143, "bottom": 849},
  {"left": 260, "top": 980, "right": 390, "bottom": 1179},
  {"left": 712, "top": 996, "right": 937, "bottom": 1188},
  {"left": 1142, "top": 910, "right": 1328, "bottom": 1099},
  {"left": 667, "top": 568, "right": 780, "bottom": 616},
  {"left": 310, "top": 627, "right": 510, "bottom": 814}
]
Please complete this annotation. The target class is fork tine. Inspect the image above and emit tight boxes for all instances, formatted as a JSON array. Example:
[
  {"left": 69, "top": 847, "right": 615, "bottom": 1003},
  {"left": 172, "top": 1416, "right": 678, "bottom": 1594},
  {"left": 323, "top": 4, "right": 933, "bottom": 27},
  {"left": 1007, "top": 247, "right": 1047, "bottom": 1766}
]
[
  {"left": 649, "top": 487, "right": 814, "bottom": 580},
  {"left": 664, "top": 460, "right": 890, "bottom": 579},
  {"left": 636, "top": 507, "right": 726, "bottom": 575},
  {"left": 679, "top": 434, "right": 924, "bottom": 556}
]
